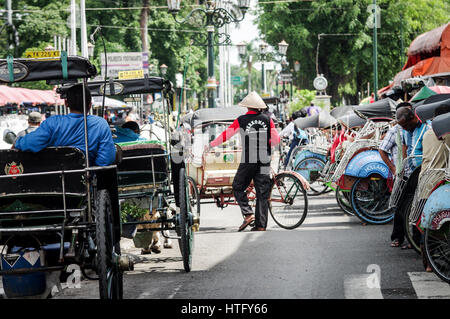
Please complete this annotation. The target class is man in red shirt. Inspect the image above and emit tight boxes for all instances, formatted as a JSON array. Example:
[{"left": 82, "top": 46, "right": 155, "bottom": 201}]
[{"left": 206, "top": 92, "right": 280, "bottom": 231}]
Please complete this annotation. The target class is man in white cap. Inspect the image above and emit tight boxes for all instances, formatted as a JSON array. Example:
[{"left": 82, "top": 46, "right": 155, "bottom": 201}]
[
  {"left": 206, "top": 91, "right": 280, "bottom": 231},
  {"left": 16, "top": 111, "right": 42, "bottom": 139}
]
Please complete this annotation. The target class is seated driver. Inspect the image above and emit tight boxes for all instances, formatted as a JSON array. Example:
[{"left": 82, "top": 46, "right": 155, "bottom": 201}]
[{"left": 14, "top": 83, "right": 116, "bottom": 166}]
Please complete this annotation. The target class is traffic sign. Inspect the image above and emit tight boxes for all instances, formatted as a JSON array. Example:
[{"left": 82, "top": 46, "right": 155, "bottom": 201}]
[
  {"left": 231, "top": 76, "right": 243, "bottom": 85},
  {"left": 118, "top": 69, "right": 144, "bottom": 80},
  {"left": 24, "top": 50, "right": 60, "bottom": 59}
]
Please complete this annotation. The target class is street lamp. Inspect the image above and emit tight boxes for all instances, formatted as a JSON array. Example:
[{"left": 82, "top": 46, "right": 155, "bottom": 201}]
[
  {"left": 278, "top": 40, "right": 288, "bottom": 56},
  {"left": 258, "top": 40, "right": 289, "bottom": 96},
  {"left": 160, "top": 64, "right": 168, "bottom": 77},
  {"left": 168, "top": 0, "right": 249, "bottom": 108},
  {"left": 87, "top": 42, "right": 95, "bottom": 59},
  {"left": 294, "top": 61, "right": 300, "bottom": 72},
  {"left": 259, "top": 42, "right": 268, "bottom": 94},
  {"left": 236, "top": 41, "right": 252, "bottom": 94}
]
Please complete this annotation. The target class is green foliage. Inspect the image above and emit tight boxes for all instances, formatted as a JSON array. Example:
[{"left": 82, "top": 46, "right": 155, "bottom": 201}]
[
  {"left": 288, "top": 89, "right": 316, "bottom": 115},
  {"left": 120, "top": 202, "right": 148, "bottom": 223},
  {"left": 257, "top": 0, "right": 450, "bottom": 104}
]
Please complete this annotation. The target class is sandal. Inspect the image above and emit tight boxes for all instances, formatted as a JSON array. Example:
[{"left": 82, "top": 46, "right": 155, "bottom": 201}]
[
  {"left": 401, "top": 243, "right": 412, "bottom": 250},
  {"left": 238, "top": 215, "right": 255, "bottom": 232},
  {"left": 390, "top": 239, "right": 401, "bottom": 247}
]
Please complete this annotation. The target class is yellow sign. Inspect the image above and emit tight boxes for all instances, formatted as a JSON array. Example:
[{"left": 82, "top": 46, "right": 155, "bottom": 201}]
[
  {"left": 24, "top": 50, "right": 61, "bottom": 59},
  {"left": 118, "top": 70, "right": 144, "bottom": 80}
]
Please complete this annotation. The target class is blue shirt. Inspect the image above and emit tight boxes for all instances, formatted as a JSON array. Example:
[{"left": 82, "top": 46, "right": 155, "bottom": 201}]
[
  {"left": 15, "top": 113, "right": 116, "bottom": 166},
  {"left": 113, "top": 126, "right": 146, "bottom": 143},
  {"left": 402, "top": 121, "right": 430, "bottom": 172}
]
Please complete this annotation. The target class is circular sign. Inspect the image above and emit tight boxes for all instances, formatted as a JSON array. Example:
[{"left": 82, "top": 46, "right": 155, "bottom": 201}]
[
  {"left": 0, "top": 61, "right": 29, "bottom": 82},
  {"left": 99, "top": 82, "right": 124, "bottom": 95},
  {"left": 313, "top": 75, "right": 328, "bottom": 91}
]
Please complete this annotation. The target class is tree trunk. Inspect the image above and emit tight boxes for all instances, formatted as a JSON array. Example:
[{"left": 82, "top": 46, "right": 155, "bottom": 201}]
[{"left": 140, "top": 0, "right": 149, "bottom": 52}]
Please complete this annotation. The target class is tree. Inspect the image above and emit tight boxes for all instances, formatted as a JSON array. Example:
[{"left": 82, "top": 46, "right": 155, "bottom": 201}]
[{"left": 257, "top": 0, "right": 449, "bottom": 105}]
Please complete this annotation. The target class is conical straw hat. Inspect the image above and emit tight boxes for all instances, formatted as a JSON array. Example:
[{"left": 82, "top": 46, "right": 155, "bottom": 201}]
[{"left": 238, "top": 91, "right": 267, "bottom": 110}]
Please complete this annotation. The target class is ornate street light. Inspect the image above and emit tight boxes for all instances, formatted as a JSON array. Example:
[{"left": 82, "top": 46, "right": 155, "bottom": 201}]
[
  {"left": 237, "top": 41, "right": 247, "bottom": 58},
  {"left": 168, "top": 0, "right": 249, "bottom": 108},
  {"left": 160, "top": 64, "right": 168, "bottom": 76},
  {"left": 236, "top": 41, "right": 252, "bottom": 94},
  {"left": 277, "top": 40, "right": 289, "bottom": 56},
  {"left": 87, "top": 42, "right": 95, "bottom": 58},
  {"left": 294, "top": 61, "right": 300, "bottom": 72}
]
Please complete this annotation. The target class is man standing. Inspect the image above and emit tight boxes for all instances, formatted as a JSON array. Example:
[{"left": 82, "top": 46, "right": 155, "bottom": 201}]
[
  {"left": 206, "top": 92, "right": 280, "bottom": 231},
  {"left": 14, "top": 83, "right": 116, "bottom": 167},
  {"left": 16, "top": 111, "right": 42, "bottom": 138}
]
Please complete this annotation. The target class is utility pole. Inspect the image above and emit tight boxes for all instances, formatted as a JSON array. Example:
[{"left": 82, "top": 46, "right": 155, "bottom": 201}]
[
  {"left": 372, "top": 0, "right": 378, "bottom": 101},
  {"left": 80, "top": 0, "right": 88, "bottom": 58},
  {"left": 70, "top": 0, "right": 77, "bottom": 55}
]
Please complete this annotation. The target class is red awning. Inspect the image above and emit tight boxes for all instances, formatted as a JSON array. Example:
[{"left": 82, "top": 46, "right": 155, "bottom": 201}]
[{"left": 0, "top": 86, "right": 64, "bottom": 106}]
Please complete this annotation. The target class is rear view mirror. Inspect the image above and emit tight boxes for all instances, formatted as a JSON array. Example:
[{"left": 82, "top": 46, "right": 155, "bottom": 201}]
[{"left": 3, "top": 129, "right": 17, "bottom": 145}]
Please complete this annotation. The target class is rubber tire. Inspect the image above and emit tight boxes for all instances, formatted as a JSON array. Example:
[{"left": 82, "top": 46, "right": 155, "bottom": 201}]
[
  {"left": 269, "top": 172, "right": 308, "bottom": 230},
  {"left": 402, "top": 196, "right": 421, "bottom": 255},
  {"left": 179, "top": 168, "right": 193, "bottom": 272},
  {"left": 294, "top": 157, "right": 328, "bottom": 196},
  {"left": 95, "top": 189, "right": 123, "bottom": 299},
  {"left": 186, "top": 176, "right": 200, "bottom": 218},
  {"left": 424, "top": 222, "right": 450, "bottom": 283},
  {"left": 350, "top": 177, "right": 393, "bottom": 225},
  {"left": 335, "top": 186, "right": 354, "bottom": 216}
]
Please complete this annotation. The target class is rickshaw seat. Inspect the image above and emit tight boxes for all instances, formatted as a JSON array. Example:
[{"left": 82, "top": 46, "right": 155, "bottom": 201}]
[
  {"left": 117, "top": 142, "right": 168, "bottom": 187},
  {"left": 0, "top": 147, "right": 86, "bottom": 197}
]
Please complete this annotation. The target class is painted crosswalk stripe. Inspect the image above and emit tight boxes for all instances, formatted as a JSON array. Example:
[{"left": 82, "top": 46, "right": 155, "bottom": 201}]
[
  {"left": 344, "top": 274, "right": 383, "bottom": 299},
  {"left": 408, "top": 272, "right": 450, "bottom": 299}
]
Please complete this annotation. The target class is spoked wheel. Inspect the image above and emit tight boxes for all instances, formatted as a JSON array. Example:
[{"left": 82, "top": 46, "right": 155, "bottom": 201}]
[
  {"left": 269, "top": 172, "right": 308, "bottom": 229},
  {"left": 350, "top": 175, "right": 393, "bottom": 224},
  {"left": 402, "top": 196, "right": 421, "bottom": 255},
  {"left": 294, "top": 157, "right": 328, "bottom": 196},
  {"left": 178, "top": 168, "right": 194, "bottom": 272},
  {"left": 186, "top": 176, "right": 200, "bottom": 218},
  {"left": 335, "top": 186, "right": 354, "bottom": 216},
  {"left": 424, "top": 221, "right": 450, "bottom": 283},
  {"left": 95, "top": 189, "right": 123, "bottom": 299}
]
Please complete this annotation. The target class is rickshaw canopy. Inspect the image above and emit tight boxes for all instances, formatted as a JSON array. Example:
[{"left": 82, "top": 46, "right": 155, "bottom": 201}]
[
  {"left": 415, "top": 98, "right": 450, "bottom": 122},
  {"left": 337, "top": 113, "right": 367, "bottom": 129},
  {"left": 0, "top": 56, "right": 96, "bottom": 83},
  {"left": 330, "top": 105, "right": 355, "bottom": 119},
  {"left": 186, "top": 106, "right": 247, "bottom": 128},
  {"left": 87, "top": 77, "right": 172, "bottom": 96},
  {"left": 294, "top": 110, "right": 337, "bottom": 130},
  {"left": 431, "top": 111, "right": 450, "bottom": 139},
  {"left": 353, "top": 98, "right": 397, "bottom": 120}
]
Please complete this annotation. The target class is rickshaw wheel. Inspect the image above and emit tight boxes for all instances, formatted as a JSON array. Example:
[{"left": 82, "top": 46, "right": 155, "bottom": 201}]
[
  {"left": 178, "top": 168, "right": 194, "bottom": 272},
  {"left": 269, "top": 173, "right": 308, "bottom": 229},
  {"left": 335, "top": 186, "right": 354, "bottom": 216},
  {"left": 402, "top": 196, "right": 421, "bottom": 255},
  {"left": 294, "top": 157, "right": 329, "bottom": 196},
  {"left": 95, "top": 189, "right": 123, "bottom": 299},
  {"left": 424, "top": 221, "right": 450, "bottom": 283},
  {"left": 186, "top": 176, "right": 201, "bottom": 218},
  {"left": 350, "top": 176, "right": 393, "bottom": 224}
]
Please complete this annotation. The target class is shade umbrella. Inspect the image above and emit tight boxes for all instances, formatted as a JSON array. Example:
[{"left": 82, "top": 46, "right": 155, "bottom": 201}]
[{"left": 410, "top": 85, "right": 450, "bottom": 102}]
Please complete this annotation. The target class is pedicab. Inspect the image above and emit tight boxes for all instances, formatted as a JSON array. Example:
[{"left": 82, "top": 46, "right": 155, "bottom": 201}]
[
  {"left": 420, "top": 112, "right": 450, "bottom": 283},
  {"left": 262, "top": 96, "right": 285, "bottom": 128},
  {"left": 289, "top": 111, "right": 336, "bottom": 196},
  {"left": 86, "top": 76, "right": 196, "bottom": 272},
  {"left": 0, "top": 55, "right": 129, "bottom": 299},
  {"left": 181, "top": 106, "right": 309, "bottom": 230},
  {"left": 328, "top": 112, "right": 367, "bottom": 216},
  {"left": 397, "top": 97, "right": 450, "bottom": 254},
  {"left": 326, "top": 98, "right": 397, "bottom": 224}
]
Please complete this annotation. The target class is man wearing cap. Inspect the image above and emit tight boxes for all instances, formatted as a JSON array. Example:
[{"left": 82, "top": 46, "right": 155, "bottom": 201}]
[
  {"left": 14, "top": 84, "right": 116, "bottom": 167},
  {"left": 206, "top": 92, "right": 280, "bottom": 231},
  {"left": 16, "top": 112, "right": 42, "bottom": 139}
]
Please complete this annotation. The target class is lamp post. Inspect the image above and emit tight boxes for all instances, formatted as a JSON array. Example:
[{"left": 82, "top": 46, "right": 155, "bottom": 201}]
[
  {"left": 160, "top": 64, "right": 168, "bottom": 77},
  {"left": 87, "top": 42, "right": 95, "bottom": 59},
  {"left": 237, "top": 41, "right": 252, "bottom": 94},
  {"left": 167, "top": 0, "right": 250, "bottom": 108},
  {"left": 258, "top": 40, "right": 288, "bottom": 96}
]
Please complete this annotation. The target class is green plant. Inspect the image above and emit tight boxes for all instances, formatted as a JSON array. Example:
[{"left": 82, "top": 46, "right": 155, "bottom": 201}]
[
  {"left": 288, "top": 89, "right": 316, "bottom": 115},
  {"left": 120, "top": 202, "right": 148, "bottom": 223}
]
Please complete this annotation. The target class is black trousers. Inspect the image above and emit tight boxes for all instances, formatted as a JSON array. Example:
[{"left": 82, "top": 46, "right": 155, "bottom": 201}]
[{"left": 232, "top": 163, "right": 272, "bottom": 228}]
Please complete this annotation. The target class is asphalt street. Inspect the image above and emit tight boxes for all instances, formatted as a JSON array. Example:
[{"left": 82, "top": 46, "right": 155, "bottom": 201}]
[{"left": 51, "top": 191, "right": 450, "bottom": 299}]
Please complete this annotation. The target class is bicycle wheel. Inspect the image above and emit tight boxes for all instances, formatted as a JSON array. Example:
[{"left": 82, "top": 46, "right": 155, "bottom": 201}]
[
  {"left": 269, "top": 172, "right": 308, "bottom": 229},
  {"left": 294, "top": 157, "right": 328, "bottom": 196},
  {"left": 186, "top": 176, "right": 200, "bottom": 218},
  {"left": 335, "top": 186, "right": 354, "bottom": 216},
  {"left": 350, "top": 175, "right": 393, "bottom": 224},
  {"left": 402, "top": 196, "right": 421, "bottom": 255},
  {"left": 424, "top": 221, "right": 450, "bottom": 283},
  {"left": 178, "top": 168, "right": 194, "bottom": 272}
]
